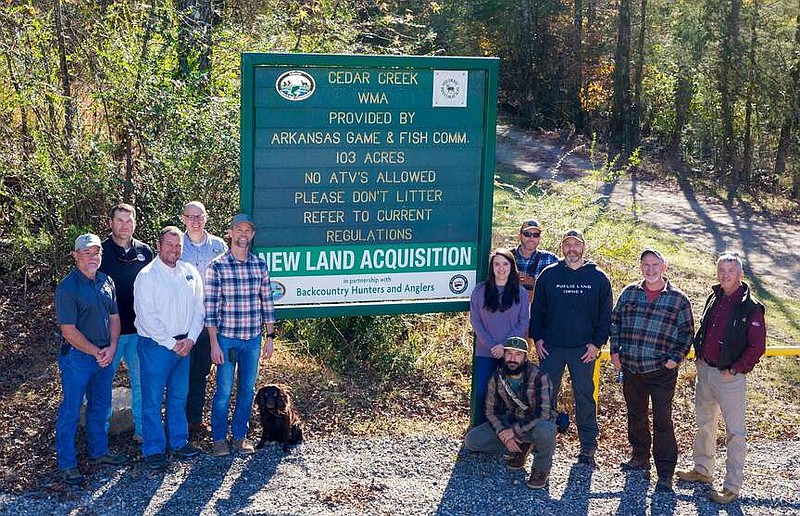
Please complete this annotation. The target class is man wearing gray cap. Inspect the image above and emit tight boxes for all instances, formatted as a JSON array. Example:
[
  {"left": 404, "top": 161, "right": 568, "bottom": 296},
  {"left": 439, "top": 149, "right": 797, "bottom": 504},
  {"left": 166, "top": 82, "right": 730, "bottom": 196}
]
[
  {"left": 610, "top": 249, "right": 694, "bottom": 492},
  {"left": 530, "top": 229, "right": 613, "bottom": 467},
  {"left": 55, "top": 234, "right": 127, "bottom": 485},
  {"left": 512, "top": 219, "right": 558, "bottom": 296},
  {"left": 205, "top": 213, "right": 276, "bottom": 457},
  {"left": 464, "top": 337, "right": 557, "bottom": 489}
]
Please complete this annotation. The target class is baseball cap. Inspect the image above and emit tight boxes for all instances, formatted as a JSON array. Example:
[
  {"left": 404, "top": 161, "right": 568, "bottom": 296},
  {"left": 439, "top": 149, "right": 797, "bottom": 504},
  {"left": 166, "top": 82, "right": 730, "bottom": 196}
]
[
  {"left": 230, "top": 213, "right": 255, "bottom": 230},
  {"left": 74, "top": 233, "right": 102, "bottom": 251},
  {"left": 503, "top": 336, "right": 529, "bottom": 353},
  {"left": 640, "top": 248, "right": 665, "bottom": 261},
  {"left": 520, "top": 219, "right": 543, "bottom": 232},
  {"left": 561, "top": 229, "right": 585, "bottom": 244}
]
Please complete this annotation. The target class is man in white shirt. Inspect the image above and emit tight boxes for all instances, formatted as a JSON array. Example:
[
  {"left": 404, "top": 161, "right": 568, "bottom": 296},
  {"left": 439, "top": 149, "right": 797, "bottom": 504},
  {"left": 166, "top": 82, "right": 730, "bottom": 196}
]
[{"left": 134, "top": 226, "right": 205, "bottom": 469}]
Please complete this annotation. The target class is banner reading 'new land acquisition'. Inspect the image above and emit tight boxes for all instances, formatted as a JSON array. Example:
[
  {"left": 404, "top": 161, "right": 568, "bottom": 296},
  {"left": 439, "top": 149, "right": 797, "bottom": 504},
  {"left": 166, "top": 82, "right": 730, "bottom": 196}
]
[{"left": 240, "top": 53, "right": 499, "bottom": 318}]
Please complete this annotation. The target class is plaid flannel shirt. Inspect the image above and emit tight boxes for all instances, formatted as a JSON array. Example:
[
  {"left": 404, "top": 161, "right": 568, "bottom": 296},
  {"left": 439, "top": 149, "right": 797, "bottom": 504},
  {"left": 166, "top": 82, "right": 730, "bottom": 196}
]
[
  {"left": 609, "top": 279, "right": 694, "bottom": 374},
  {"left": 485, "top": 361, "right": 555, "bottom": 437},
  {"left": 513, "top": 247, "right": 559, "bottom": 281},
  {"left": 204, "top": 250, "right": 275, "bottom": 340}
]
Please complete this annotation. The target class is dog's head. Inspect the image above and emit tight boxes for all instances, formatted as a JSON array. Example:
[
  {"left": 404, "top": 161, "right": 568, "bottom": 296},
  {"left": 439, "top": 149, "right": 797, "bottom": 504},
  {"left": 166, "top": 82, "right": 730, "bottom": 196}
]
[{"left": 257, "top": 384, "right": 292, "bottom": 413}]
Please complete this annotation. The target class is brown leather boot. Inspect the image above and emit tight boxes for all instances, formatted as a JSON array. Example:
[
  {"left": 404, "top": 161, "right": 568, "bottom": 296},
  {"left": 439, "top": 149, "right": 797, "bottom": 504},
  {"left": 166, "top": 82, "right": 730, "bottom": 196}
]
[{"left": 505, "top": 442, "right": 532, "bottom": 470}]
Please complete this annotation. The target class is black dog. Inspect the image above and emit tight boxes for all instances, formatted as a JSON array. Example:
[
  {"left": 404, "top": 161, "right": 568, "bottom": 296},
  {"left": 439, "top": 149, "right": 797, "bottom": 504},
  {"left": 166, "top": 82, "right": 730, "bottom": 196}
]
[{"left": 255, "top": 384, "right": 304, "bottom": 451}]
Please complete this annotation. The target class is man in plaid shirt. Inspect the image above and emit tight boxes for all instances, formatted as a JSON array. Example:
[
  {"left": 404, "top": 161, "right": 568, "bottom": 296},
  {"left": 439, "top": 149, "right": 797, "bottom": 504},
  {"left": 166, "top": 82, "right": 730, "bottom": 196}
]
[
  {"left": 464, "top": 337, "right": 557, "bottom": 490},
  {"left": 205, "top": 213, "right": 276, "bottom": 457},
  {"left": 610, "top": 249, "right": 694, "bottom": 492}
]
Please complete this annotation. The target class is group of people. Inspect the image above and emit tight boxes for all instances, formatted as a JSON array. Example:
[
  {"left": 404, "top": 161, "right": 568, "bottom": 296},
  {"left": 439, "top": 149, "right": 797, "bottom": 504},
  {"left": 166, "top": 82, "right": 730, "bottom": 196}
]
[
  {"left": 55, "top": 202, "right": 276, "bottom": 485},
  {"left": 465, "top": 218, "right": 766, "bottom": 505}
]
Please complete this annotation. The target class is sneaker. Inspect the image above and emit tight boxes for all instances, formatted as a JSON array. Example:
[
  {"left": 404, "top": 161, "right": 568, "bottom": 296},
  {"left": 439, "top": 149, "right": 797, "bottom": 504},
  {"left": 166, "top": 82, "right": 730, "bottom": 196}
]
[
  {"left": 89, "top": 453, "right": 128, "bottom": 466},
  {"left": 143, "top": 453, "right": 167, "bottom": 471},
  {"left": 232, "top": 438, "right": 255, "bottom": 455},
  {"left": 526, "top": 469, "right": 549, "bottom": 489},
  {"left": 655, "top": 478, "right": 674, "bottom": 492},
  {"left": 709, "top": 488, "right": 739, "bottom": 504},
  {"left": 211, "top": 439, "right": 230, "bottom": 457},
  {"left": 172, "top": 443, "right": 202, "bottom": 459},
  {"left": 620, "top": 456, "right": 650, "bottom": 471},
  {"left": 675, "top": 468, "right": 713, "bottom": 484},
  {"left": 61, "top": 467, "right": 85, "bottom": 486},
  {"left": 505, "top": 443, "right": 532, "bottom": 470}
]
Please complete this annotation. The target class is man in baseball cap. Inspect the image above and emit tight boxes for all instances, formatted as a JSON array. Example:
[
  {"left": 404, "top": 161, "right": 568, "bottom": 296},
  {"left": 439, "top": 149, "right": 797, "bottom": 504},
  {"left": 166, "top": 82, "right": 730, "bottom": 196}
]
[
  {"left": 512, "top": 219, "right": 558, "bottom": 296},
  {"left": 55, "top": 233, "right": 127, "bottom": 485},
  {"left": 465, "top": 336, "right": 557, "bottom": 489}
]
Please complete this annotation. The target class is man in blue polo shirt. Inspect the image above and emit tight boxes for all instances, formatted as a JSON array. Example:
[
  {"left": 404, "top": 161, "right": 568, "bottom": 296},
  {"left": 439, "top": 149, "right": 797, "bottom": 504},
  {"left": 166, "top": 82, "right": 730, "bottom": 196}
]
[
  {"left": 180, "top": 201, "right": 227, "bottom": 439},
  {"left": 99, "top": 203, "right": 153, "bottom": 442},
  {"left": 55, "top": 234, "right": 128, "bottom": 485}
]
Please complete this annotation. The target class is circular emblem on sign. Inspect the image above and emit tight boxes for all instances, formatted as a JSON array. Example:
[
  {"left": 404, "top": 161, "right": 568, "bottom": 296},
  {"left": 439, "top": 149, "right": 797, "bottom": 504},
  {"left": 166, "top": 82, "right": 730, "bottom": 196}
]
[
  {"left": 276, "top": 70, "right": 316, "bottom": 101},
  {"left": 449, "top": 274, "right": 469, "bottom": 295},
  {"left": 440, "top": 78, "right": 460, "bottom": 100},
  {"left": 269, "top": 281, "right": 286, "bottom": 301}
]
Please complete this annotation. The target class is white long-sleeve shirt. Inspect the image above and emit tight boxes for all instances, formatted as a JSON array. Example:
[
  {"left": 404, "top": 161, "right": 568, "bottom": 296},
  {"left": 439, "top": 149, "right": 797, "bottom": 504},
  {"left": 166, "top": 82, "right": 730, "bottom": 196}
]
[{"left": 133, "top": 257, "right": 204, "bottom": 350}]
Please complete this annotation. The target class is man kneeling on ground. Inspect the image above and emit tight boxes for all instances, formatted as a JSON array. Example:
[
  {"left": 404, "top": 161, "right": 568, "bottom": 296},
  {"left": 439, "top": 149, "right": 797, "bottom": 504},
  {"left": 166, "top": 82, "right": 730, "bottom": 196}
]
[{"left": 464, "top": 337, "right": 557, "bottom": 489}]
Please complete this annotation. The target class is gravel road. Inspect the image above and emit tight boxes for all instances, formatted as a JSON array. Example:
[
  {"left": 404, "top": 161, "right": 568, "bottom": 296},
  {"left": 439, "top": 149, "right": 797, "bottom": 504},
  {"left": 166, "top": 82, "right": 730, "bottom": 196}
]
[{"left": 2, "top": 435, "right": 798, "bottom": 515}]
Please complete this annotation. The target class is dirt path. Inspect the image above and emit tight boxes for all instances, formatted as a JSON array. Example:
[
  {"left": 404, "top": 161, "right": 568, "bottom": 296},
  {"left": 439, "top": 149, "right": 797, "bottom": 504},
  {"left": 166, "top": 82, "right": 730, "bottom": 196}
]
[{"left": 495, "top": 124, "right": 800, "bottom": 298}]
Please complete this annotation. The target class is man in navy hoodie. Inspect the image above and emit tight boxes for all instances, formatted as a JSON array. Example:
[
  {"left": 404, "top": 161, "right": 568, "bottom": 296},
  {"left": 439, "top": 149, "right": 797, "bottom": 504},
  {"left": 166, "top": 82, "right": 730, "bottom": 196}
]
[{"left": 530, "top": 229, "right": 613, "bottom": 466}]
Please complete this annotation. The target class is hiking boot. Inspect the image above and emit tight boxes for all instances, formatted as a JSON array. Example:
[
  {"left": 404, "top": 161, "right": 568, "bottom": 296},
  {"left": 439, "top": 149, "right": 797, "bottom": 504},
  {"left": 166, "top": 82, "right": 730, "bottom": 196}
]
[
  {"left": 211, "top": 439, "right": 230, "bottom": 457},
  {"left": 621, "top": 456, "right": 650, "bottom": 471},
  {"left": 577, "top": 450, "right": 597, "bottom": 468},
  {"left": 232, "top": 438, "right": 255, "bottom": 455},
  {"left": 505, "top": 442, "right": 532, "bottom": 470},
  {"left": 61, "top": 467, "right": 85, "bottom": 486},
  {"left": 143, "top": 453, "right": 167, "bottom": 471},
  {"left": 526, "top": 469, "right": 549, "bottom": 489},
  {"left": 172, "top": 443, "right": 202, "bottom": 460},
  {"left": 89, "top": 452, "right": 128, "bottom": 466},
  {"left": 709, "top": 488, "right": 739, "bottom": 504},
  {"left": 675, "top": 468, "right": 713, "bottom": 484},
  {"left": 655, "top": 478, "right": 674, "bottom": 493}
]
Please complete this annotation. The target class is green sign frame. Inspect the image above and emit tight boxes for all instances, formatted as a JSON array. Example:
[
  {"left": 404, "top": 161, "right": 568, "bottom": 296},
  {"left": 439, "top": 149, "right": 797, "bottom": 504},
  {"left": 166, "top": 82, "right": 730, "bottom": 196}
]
[{"left": 241, "top": 53, "right": 498, "bottom": 319}]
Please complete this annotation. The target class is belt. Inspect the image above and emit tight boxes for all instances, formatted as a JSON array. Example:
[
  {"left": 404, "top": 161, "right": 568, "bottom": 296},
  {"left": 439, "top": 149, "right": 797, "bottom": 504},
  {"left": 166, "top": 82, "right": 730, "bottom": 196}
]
[{"left": 173, "top": 333, "right": 188, "bottom": 340}]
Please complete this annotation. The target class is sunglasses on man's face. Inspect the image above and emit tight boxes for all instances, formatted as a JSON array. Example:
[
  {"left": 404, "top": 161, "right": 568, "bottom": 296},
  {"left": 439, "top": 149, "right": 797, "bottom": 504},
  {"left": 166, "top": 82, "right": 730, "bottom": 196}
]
[{"left": 521, "top": 231, "right": 541, "bottom": 238}]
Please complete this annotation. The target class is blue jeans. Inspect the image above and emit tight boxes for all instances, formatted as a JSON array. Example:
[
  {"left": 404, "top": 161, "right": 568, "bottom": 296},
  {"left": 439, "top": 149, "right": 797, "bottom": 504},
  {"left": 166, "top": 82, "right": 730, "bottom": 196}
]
[
  {"left": 211, "top": 336, "right": 261, "bottom": 441},
  {"left": 471, "top": 356, "right": 500, "bottom": 427},
  {"left": 137, "top": 336, "right": 190, "bottom": 457},
  {"left": 540, "top": 345, "right": 598, "bottom": 453},
  {"left": 56, "top": 347, "right": 114, "bottom": 470},
  {"left": 109, "top": 333, "right": 142, "bottom": 436}
]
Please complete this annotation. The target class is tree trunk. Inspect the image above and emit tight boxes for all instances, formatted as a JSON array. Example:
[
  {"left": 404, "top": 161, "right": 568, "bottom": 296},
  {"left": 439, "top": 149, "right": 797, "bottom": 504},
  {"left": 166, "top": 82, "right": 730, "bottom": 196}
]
[
  {"left": 572, "top": 0, "right": 584, "bottom": 132},
  {"left": 671, "top": 68, "right": 693, "bottom": 154},
  {"left": 631, "top": 0, "right": 647, "bottom": 149},
  {"left": 719, "top": 0, "right": 741, "bottom": 198},
  {"left": 4, "top": 52, "right": 31, "bottom": 161},
  {"left": 612, "top": 0, "right": 632, "bottom": 154},
  {"left": 741, "top": 0, "right": 758, "bottom": 186},
  {"left": 175, "top": 0, "right": 213, "bottom": 92},
  {"left": 54, "top": 0, "right": 75, "bottom": 146}
]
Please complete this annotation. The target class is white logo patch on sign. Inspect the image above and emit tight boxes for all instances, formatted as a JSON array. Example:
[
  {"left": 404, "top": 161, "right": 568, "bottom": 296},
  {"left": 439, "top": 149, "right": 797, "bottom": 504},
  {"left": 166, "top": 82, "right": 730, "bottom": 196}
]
[{"left": 433, "top": 70, "right": 468, "bottom": 108}]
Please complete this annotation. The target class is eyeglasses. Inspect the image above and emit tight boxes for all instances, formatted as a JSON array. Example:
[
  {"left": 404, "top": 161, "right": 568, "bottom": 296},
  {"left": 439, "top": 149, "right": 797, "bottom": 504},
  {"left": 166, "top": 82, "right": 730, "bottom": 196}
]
[
  {"left": 183, "top": 214, "right": 205, "bottom": 221},
  {"left": 521, "top": 231, "right": 541, "bottom": 238}
]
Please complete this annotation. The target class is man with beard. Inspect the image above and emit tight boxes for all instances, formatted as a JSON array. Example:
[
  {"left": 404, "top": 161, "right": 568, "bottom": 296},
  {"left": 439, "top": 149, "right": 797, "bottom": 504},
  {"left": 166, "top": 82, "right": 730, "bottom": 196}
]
[
  {"left": 676, "top": 253, "right": 766, "bottom": 504},
  {"left": 464, "top": 337, "right": 557, "bottom": 489},
  {"left": 99, "top": 203, "right": 153, "bottom": 442},
  {"left": 205, "top": 213, "right": 276, "bottom": 456},
  {"left": 180, "top": 201, "right": 227, "bottom": 439},
  {"left": 530, "top": 229, "right": 613, "bottom": 467},
  {"left": 610, "top": 249, "right": 694, "bottom": 492},
  {"left": 133, "top": 227, "right": 205, "bottom": 469},
  {"left": 55, "top": 234, "right": 127, "bottom": 485}
]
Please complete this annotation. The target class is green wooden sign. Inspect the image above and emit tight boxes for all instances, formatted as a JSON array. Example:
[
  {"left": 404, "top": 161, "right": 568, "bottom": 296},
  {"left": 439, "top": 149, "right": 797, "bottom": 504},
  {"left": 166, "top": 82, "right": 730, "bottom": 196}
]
[{"left": 240, "top": 53, "right": 498, "bottom": 319}]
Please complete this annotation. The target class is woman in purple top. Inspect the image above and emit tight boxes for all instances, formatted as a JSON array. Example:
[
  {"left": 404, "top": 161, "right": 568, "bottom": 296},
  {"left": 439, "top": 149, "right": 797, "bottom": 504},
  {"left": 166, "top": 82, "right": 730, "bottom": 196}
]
[{"left": 469, "top": 248, "right": 530, "bottom": 426}]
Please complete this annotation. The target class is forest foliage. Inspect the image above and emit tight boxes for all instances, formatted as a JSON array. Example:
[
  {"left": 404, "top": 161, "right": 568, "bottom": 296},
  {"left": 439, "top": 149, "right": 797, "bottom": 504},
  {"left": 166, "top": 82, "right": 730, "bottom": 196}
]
[{"left": 1, "top": 0, "right": 799, "bottom": 284}]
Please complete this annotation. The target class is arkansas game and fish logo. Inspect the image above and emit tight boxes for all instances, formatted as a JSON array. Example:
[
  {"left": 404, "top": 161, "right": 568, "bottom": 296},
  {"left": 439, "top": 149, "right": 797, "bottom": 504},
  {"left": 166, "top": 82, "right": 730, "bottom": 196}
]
[{"left": 276, "top": 70, "right": 315, "bottom": 101}]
